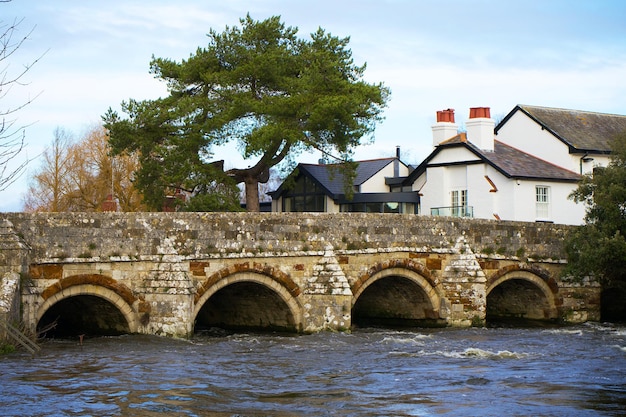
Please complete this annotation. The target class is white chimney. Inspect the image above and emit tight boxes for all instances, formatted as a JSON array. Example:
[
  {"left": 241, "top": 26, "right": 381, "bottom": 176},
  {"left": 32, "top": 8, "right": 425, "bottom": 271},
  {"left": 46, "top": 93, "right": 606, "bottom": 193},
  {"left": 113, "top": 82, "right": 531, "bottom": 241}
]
[
  {"left": 432, "top": 108, "right": 458, "bottom": 146},
  {"left": 466, "top": 107, "right": 495, "bottom": 152}
]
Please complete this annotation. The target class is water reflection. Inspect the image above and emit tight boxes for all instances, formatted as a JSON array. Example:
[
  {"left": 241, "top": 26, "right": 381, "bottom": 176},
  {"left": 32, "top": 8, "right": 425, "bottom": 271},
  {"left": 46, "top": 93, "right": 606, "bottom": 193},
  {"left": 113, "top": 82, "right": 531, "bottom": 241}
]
[{"left": 1, "top": 324, "right": 625, "bottom": 416}]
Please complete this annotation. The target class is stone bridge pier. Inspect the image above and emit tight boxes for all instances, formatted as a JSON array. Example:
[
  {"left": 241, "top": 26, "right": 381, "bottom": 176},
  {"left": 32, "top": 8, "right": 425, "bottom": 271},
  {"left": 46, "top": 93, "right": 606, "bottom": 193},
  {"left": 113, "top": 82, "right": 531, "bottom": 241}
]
[{"left": 0, "top": 213, "right": 601, "bottom": 338}]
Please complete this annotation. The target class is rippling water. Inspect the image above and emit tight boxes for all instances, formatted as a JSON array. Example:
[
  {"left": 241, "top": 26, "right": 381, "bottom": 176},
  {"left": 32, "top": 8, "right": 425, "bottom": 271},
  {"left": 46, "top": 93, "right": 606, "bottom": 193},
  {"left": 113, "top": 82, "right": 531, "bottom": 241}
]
[{"left": 1, "top": 323, "right": 625, "bottom": 416}]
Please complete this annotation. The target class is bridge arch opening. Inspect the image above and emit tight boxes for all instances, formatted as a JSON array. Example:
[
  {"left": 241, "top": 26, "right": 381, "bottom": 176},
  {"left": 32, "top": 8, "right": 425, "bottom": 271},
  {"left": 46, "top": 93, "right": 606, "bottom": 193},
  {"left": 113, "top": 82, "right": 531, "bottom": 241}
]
[
  {"left": 601, "top": 285, "right": 626, "bottom": 322},
  {"left": 194, "top": 272, "right": 301, "bottom": 334},
  {"left": 352, "top": 267, "right": 445, "bottom": 328},
  {"left": 37, "top": 284, "right": 137, "bottom": 338},
  {"left": 486, "top": 271, "right": 558, "bottom": 325}
]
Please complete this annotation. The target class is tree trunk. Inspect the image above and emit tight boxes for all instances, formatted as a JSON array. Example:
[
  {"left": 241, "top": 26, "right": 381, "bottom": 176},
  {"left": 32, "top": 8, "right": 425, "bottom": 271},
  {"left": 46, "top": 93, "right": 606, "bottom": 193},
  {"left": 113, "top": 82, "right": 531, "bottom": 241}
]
[
  {"left": 228, "top": 163, "right": 272, "bottom": 212},
  {"left": 244, "top": 177, "right": 260, "bottom": 212}
]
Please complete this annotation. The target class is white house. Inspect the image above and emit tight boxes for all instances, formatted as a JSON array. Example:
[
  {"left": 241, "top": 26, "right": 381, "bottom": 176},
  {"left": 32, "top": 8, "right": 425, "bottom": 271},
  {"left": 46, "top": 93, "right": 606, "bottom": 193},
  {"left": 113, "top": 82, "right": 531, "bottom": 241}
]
[
  {"left": 496, "top": 105, "right": 617, "bottom": 175},
  {"left": 271, "top": 152, "right": 419, "bottom": 213},
  {"left": 402, "top": 105, "right": 626, "bottom": 225}
]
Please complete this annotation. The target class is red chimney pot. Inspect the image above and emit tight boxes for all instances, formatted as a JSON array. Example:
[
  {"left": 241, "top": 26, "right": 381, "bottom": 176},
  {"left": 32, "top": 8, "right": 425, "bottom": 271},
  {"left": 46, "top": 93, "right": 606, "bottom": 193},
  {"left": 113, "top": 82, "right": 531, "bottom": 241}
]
[
  {"left": 469, "top": 107, "right": 491, "bottom": 119},
  {"left": 436, "top": 108, "right": 455, "bottom": 123}
]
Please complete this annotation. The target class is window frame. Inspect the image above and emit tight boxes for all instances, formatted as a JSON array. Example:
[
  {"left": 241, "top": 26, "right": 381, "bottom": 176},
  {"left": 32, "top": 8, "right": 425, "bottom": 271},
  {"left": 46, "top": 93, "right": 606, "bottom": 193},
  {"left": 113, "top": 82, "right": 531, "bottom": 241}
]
[
  {"left": 451, "top": 189, "right": 468, "bottom": 217},
  {"left": 281, "top": 176, "right": 327, "bottom": 212},
  {"left": 535, "top": 185, "right": 550, "bottom": 220}
]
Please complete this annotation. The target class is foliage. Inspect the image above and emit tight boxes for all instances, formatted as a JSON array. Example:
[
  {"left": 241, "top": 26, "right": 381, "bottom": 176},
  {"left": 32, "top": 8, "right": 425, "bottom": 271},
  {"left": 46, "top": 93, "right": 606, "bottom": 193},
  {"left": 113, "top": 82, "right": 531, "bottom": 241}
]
[
  {"left": 564, "top": 131, "right": 626, "bottom": 285},
  {"left": 23, "top": 125, "right": 147, "bottom": 212},
  {"left": 182, "top": 171, "right": 243, "bottom": 212},
  {"left": 103, "top": 14, "right": 389, "bottom": 211},
  {"left": 0, "top": 13, "right": 45, "bottom": 191},
  {"left": 0, "top": 342, "right": 16, "bottom": 355},
  {"left": 184, "top": 192, "right": 243, "bottom": 212}
]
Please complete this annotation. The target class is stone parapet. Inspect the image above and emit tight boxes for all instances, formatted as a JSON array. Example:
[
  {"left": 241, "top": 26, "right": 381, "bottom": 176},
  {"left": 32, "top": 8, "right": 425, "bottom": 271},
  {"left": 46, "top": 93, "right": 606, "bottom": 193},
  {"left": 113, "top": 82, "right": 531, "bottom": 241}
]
[{"left": 2, "top": 212, "right": 572, "bottom": 263}]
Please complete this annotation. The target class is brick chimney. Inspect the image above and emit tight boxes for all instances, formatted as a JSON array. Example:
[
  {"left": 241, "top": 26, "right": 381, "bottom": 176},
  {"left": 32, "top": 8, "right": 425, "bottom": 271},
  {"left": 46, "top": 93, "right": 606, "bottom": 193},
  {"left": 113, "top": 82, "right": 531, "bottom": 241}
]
[
  {"left": 432, "top": 108, "right": 458, "bottom": 146},
  {"left": 466, "top": 107, "right": 495, "bottom": 151},
  {"left": 102, "top": 194, "right": 118, "bottom": 212}
]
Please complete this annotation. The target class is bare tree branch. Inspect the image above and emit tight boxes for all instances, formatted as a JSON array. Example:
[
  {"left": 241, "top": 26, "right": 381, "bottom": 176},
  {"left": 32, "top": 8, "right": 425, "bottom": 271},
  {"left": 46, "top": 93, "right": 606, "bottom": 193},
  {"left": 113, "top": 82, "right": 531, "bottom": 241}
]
[{"left": 0, "top": 12, "right": 47, "bottom": 191}]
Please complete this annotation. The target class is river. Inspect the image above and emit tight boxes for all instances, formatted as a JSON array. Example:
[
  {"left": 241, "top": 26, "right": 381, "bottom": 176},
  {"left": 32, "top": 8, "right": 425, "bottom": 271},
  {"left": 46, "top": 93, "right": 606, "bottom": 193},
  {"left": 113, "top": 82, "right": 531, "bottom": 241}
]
[{"left": 1, "top": 323, "right": 625, "bottom": 416}]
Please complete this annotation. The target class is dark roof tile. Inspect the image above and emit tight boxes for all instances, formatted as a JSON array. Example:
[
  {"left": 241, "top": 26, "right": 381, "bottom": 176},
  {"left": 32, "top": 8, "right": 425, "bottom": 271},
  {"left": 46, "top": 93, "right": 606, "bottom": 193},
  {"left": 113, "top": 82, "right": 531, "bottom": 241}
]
[
  {"left": 502, "top": 105, "right": 626, "bottom": 153},
  {"left": 419, "top": 136, "right": 580, "bottom": 182},
  {"left": 300, "top": 158, "right": 395, "bottom": 195},
  {"left": 273, "top": 158, "right": 396, "bottom": 198},
  {"left": 485, "top": 142, "right": 581, "bottom": 181}
]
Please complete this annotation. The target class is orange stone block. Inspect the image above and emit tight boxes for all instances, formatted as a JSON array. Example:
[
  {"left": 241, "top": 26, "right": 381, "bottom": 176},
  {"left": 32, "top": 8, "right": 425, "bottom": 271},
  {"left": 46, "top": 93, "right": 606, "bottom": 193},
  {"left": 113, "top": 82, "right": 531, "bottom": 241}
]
[
  {"left": 189, "top": 261, "right": 210, "bottom": 276},
  {"left": 426, "top": 258, "right": 442, "bottom": 270},
  {"left": 29, "top": 264, "right": 63, "bottom": 280}
]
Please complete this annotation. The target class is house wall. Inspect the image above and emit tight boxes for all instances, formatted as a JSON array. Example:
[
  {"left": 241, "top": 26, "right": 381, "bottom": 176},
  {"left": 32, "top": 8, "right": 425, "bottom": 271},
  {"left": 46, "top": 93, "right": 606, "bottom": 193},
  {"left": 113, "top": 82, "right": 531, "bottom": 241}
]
[
  {"left": 469, "top": 165, "right": 498, "bottom": 220},
  {"left": 484, "top": 166, "right": 516, "bottom": 221},
  {"left": 496, "top": 111, "right": 611, "bottom": 175},
  {"left": 417, "top": 149, "right": 480, "bottom": 215},
  {"left": 572, "top": 153, "right": 610, "bottom": 175},
  {"left": 417, "top": 163, "right": 498, "bottom": 219},
  {"left": 360, "top": 161, "right": 409, "bottom": 193},
  {"left": 415, "top": 159, "right": 585, "bottom": 225},
  {"left": 446, "top": 165, "right": 467, "bottom": 191},
  {"left": 325, "top": 195, "right": 340, "bottom": 213},
  {"left": 429, "top": 146, "right": 478, "bottom": 165},
  {"left": 496, "top": 111, "right": 573, "bottom": 170},
  {"left": 510, "top": 180, "right": 585, "bottom": 225},
  {"left": 582, "top": 155, "right": 610, "bottom": 174},
  {"left": 414, "top": 168, "right": 441, "bottom": 215},
  {"left": 482, "top": 173, "right": 585, "bottom": 225}
]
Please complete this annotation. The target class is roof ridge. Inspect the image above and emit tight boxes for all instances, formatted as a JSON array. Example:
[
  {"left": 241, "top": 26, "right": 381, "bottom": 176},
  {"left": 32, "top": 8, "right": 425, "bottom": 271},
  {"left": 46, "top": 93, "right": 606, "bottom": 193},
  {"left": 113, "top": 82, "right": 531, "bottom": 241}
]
[
  {"left": 301, "top": 157, "right": 397, "bottom": 167},
  {"left": 520, "top": 104, "right": 626, "bottom": 118},
  {"left": 439, "top": 132, "right": 467, "bottom": 145}
]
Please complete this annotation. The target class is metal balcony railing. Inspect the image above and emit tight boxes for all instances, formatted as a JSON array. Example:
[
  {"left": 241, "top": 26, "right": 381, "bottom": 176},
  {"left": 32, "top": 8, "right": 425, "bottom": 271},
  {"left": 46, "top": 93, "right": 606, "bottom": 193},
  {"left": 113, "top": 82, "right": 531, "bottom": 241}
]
[{"left": 430, "top": 206, "right": 474, "bottom": 218}]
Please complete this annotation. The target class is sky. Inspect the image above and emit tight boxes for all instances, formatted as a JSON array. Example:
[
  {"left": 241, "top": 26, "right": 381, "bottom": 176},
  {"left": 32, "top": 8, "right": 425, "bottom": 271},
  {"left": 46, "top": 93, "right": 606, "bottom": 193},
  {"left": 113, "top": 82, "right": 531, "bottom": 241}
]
[{"left": 2, "top": 0, "right": 626, "bottom": 211}]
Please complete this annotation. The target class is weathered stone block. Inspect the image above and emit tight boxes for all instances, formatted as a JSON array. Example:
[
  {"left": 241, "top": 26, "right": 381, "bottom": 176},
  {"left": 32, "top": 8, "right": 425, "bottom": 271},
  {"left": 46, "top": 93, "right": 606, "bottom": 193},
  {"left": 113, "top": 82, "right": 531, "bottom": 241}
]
[
  {"left": 189, "top": 261, "right": 209, "bottom": 276},
  {"left": 426, "top": 258, "right": 442, "bottom": 270},
  {"left": 29, "top": 264, "right": 63, "bottom": 280}
]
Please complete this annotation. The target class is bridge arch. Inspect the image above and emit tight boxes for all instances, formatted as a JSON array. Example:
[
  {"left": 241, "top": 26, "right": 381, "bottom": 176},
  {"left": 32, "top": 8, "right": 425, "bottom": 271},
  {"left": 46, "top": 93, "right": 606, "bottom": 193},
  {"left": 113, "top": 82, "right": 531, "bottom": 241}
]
[
  {"left": 351, "top": 259, "right": 446, "bottom": 327},
  {"left": 194, "top": 263, "right": 302, "bottom": 333},
  {"left": 486, "top": 265, "right": 559, "bottom": 321},
  {"left": 37, "top": 275, "right": 139, "bottom": 336},
  {"left": 601, "top": 284, "right": 626, "bottom": 321}
]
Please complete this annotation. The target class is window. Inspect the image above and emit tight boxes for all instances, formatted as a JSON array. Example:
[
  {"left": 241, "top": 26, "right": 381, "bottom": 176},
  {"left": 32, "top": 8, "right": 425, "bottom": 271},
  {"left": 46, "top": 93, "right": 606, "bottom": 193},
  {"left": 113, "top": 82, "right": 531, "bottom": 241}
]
[
  {"left": 282, "top": 176, "right": 326, "bottom": 212},
  {"left": 451, "top": 190, "right": 468, "bottom": 217},
  {"left": 340, "top": 202, "right": 411, "bottom": 213},
  {"left": 536, "top": 186, "right": 550, "bottom": 219},
  {"left": 384, "top": 202, "right": 399, "bottom": 213}
]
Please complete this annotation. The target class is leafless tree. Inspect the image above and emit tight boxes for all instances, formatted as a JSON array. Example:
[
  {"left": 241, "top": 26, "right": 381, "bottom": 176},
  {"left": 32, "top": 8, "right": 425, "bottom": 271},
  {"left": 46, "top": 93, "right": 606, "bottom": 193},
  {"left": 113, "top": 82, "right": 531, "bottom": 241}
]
[
  {"left": 24, "top": 125, "right": 147, "bottom": 212},
  {"left": 1, "top": 10, "right": 45, "bottom": 191}
]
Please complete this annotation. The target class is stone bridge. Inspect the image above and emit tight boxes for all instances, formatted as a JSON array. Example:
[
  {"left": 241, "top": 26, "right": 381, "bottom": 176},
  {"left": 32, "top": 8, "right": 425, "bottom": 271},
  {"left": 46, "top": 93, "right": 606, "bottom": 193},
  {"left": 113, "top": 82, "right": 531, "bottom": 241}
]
[{"left": 0, "top": 212, "right": 599, "bottom": 338}]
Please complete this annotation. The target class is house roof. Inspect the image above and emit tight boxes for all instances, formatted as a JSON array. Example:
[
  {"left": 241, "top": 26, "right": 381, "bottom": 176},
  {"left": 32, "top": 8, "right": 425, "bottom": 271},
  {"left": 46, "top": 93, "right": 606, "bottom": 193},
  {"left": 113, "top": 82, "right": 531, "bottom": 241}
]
[
  {"left": 403, "top": 133, "right": 581, "bottom": 185},
  {"left": 271, "top": 158, "right": 397, "bottom": 198},
  {"left": 302, "top": 158, "right": 396, "bottom": 195},
  {"left": 485, "top": 141, "right": 581, "bottom": 181},
  {"left": 497, "top": 105, "right": 626, "bottom": 154}
]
